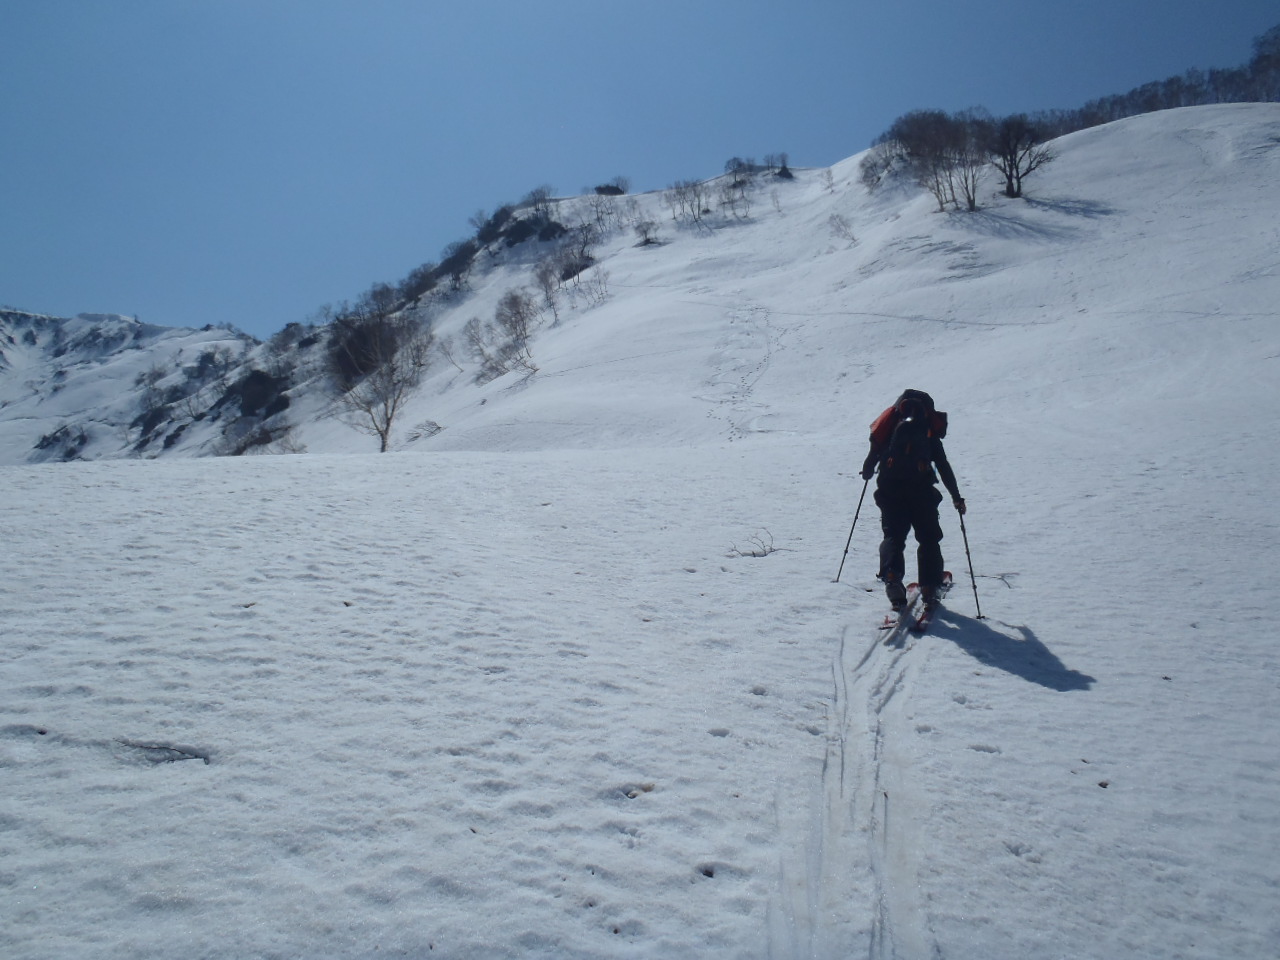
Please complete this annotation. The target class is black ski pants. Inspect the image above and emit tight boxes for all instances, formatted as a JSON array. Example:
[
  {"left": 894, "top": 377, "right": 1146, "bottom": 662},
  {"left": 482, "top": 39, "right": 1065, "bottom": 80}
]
[{"left": 874, "top": 483, "right": 945, "bottom": 589}]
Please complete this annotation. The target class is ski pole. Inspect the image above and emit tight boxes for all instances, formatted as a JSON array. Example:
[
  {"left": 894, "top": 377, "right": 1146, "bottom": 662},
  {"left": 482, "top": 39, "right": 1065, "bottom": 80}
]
[
  {"left": 958, "top": 509, "right": 983, "bottom": 619},
  {"left": 834, "top": 477, "right": 870, "bottom": 583}
]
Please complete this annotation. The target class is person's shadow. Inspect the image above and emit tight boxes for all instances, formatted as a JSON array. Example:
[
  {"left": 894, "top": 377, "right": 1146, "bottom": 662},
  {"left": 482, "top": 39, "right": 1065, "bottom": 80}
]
[{"left": 928, "top": 611, "right": 1095, "bottom": 691}]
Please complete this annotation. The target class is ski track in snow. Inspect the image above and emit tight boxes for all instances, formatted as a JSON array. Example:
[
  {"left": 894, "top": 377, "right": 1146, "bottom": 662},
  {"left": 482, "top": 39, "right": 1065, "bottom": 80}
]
[{"left": 773, "top": 611, "right": 941, "bottom": 960}]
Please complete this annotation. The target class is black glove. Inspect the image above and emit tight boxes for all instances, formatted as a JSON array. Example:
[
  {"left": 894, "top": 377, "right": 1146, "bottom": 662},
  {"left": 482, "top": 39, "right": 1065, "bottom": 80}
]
[
  {"left": 861, "top": 464, "right": 876, "bottom": 481},
  {"left": 953, "top": 497, "right": 967, "bottom": 516}
]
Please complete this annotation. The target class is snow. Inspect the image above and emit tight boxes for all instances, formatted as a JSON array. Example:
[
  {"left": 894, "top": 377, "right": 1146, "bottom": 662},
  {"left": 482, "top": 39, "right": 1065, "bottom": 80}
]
[{"left": 3, "top": 104, "right": 1279, "bottom": 958}]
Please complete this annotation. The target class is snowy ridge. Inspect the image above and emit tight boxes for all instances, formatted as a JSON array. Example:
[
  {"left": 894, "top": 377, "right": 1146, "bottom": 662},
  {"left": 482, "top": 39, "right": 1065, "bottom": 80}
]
[{"left": 3, "top": 105, "right": 1280, "bottom": 958}]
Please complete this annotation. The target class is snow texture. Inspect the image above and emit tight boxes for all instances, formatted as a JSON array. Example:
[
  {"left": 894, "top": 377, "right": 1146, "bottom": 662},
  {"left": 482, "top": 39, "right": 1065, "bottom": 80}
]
[{"left": 2, "top": 105, "right": 1279, "bottom": 958}]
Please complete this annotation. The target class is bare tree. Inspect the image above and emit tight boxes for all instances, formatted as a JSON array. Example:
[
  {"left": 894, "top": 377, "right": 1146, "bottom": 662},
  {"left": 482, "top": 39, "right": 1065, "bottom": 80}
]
[
  {"left": 634, "top": 217, "right": 660, "bottom": 245},
  {"left": 987, "top": 114, "right": 1055, "bottom": 198},
  {"left": 586, "top": 192, "right": 617, "bottom": 230},
  {"left": 435, "top": 336, "right": 465, "bottom": 372},
  {"left": 494, "top": 289, "right": 538, "bottom": 354},
  {"left": 952, "top": 108, "right": 995, "bottom": 212},
  {"left": 666, "top": 179, "right": 712, "bottom": 223},
  {"left": 665, "top": 180, "right": 693, "bottom": 221},
  {"left": 872, "top": 108, "right": 995, "bottom": 211},
  {"left": 439, "top": 239, "right": 478, "bottom": 291},
  {"left": 329, "top": 301, "right": 433, "bottom": 452},
  {"left": 724, "top": 156, "right": 756, "bottom": 186},
  {"left": 883, "top": 109, "right": 966, "bottom": 211},
  {"left": 534, "top": 257, "right": 562, "bottom": 323},
  {"left": 463, "top": 290, "right": 540, "bottom": 384},
  {"left": 462, "top": 317, "right": 499, "bottom": 381},
  {"left": 522, "top": 185, "right": 556, "bottom": 218},
  {"left": 719, "top": 178, "right": 751, "bottom": 219},
  {"left": 557, "top": 221, "right": 599, "bottom": 282},
  {"left": 580, "top": 266, "right": 609, "bottom": 306},
  {"left": 828, "top": 213, "right": 855, "bottom": 243}
]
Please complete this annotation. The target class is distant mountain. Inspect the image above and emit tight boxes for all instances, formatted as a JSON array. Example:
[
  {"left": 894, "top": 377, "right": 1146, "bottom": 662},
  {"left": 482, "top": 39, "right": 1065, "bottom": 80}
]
[{"left": 0, "top": 309, "right": 276, "bottom": 462}]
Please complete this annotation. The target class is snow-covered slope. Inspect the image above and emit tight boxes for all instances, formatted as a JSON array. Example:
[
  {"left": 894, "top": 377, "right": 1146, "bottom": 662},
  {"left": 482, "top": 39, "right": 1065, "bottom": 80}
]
[
  {"left": 2, "top": 104, "right": 1278, "bottom": 959},
  {"left": 0, "top": 310, "right": 260, "bottom": 461}
]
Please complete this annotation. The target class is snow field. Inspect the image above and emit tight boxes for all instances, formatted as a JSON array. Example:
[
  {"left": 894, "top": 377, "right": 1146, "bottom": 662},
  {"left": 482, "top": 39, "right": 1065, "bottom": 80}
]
[{"left": 1, "top": 448, "right": 856, "bottom": 957}]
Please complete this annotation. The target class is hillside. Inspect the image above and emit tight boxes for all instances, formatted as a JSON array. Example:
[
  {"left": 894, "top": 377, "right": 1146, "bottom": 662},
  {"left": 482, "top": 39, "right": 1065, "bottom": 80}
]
[
  {"left": 4, "top": 105, "right": 1278, "bottom": 467},
  {"left": 2, "top": 104, "right": 1278, "bottom": 959}
]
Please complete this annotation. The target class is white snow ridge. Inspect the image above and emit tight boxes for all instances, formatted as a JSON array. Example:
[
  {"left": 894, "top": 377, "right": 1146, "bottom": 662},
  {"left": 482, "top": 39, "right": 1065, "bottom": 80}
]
[{"left": 2, "top": 104, "right": 1279, "bottom": 959}]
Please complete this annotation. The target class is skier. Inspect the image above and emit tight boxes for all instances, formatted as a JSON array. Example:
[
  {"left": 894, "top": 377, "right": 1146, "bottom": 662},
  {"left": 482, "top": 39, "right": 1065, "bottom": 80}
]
[{"left": 860, "top": 389, "right": 966, "bottom": 612}]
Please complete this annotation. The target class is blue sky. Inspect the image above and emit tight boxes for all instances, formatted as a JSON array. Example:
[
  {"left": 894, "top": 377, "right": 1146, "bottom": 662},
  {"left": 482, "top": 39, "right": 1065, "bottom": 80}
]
[{"left": 2, "top": 0, "right": 1276, "bottom": 340}]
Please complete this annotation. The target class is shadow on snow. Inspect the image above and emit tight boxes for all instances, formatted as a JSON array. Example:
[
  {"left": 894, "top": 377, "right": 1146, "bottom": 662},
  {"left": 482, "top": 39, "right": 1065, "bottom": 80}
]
[{"left": 929, "top": 611, "right": 1096, "bottom": 692}]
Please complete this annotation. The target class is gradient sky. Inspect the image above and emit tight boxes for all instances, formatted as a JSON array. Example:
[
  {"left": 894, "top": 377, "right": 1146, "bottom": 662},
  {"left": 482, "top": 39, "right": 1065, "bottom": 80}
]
[{"left": 3, "top": 0, "right": 1276, "bottom": 339}]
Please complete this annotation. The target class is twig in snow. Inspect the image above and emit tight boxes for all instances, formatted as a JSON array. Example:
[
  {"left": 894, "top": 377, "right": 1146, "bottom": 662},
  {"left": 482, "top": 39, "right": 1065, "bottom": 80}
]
[{"left": 728, "top": 530, "right": 778, "bottom": 558}]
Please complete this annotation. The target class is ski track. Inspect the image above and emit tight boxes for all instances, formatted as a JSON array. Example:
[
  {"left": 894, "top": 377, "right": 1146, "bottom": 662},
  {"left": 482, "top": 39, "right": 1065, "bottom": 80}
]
[
  {"left": 773, "top": 601, "right": 941, "bottom": 960},
  {"left": 842, "top": 620, "right": 938, "bottom": 960}
]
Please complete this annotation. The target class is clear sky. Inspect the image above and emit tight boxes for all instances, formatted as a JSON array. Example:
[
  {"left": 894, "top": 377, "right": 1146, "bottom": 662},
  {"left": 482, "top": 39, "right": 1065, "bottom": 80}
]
[{"left": 2, "top": 0, "right": 1276, "bottom": 340}]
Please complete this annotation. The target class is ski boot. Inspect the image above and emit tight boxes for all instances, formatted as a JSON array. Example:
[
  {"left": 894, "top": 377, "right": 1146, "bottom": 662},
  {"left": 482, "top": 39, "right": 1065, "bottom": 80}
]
[{"left": 882, "top": 573, "right": 908, "bottom": 612}]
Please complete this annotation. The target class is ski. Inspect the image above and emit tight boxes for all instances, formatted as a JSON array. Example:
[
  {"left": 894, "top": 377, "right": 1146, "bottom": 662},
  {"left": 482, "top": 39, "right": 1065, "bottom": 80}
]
[
  {"left": 879, "top": 583, "right": 921, "bottom": 639},
  {"left": 910, "top": 571, "right": 954, "bottom": 633}
]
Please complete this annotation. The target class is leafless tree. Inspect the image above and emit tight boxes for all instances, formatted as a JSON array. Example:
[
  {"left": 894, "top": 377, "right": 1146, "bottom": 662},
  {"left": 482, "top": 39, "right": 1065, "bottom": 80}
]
[
  {"left": 435, "top": 336, "right": 465, "bottom": 372},
  {"left": 522, "top": 185, "right": 556, "bottom": 218},
  {"left": 534, "top": 257, "right": 562, "bottom": 323},
  {"left": 882, "top": 109, "right": 965, "bottom": 211},
  {"left": 136, "top": 363, "right": 169, "bottom": 416},
  {"left": 494, "top": 289, "right": 538, "bottom": 351},
  {"left": 586, "top": 192, "right": 617, "bottom": 230},
  {"left": 719, "top": 178, "right": 751, "bottom": 219},
  {"left": 859, "top": 143, "right": 896, "bottom": 190},
  {"left": 951, "top": 108, "right": 994, "bottom": 211},
  {"left": 724, "top": 157, "right": 756, "bottom": 186},
  {"left": 461, "top": 289, "right": 542, "bottom": 384},
  {"left": 874, "top": 109, "right": 993, "bottom": 211},
  {"left": 439, "top": 239, "right": 478, "bottom": 291},
  {"left": 556, "top": 221, "right": 599, "bottom": 282},
  {"left": 666, "top": 179, "right": 712, "bottom": 222},
  {"left": 828, "top": 213, "right": 855, "bottom": 243},
  {"left": 665, "top": 180, "right": 694, "bottom": 221},
  {"left": 634, "top": 218, "right": 660, "bottom": 245},
  {"left": 329, "top": 300, "right": 433, "bottom": 452},
  {"left": 572, "top": 266, "right": 610, "bottom": 307},
  {"left": 987, "top": 114, "right": 1055, "bottom": 198},
  {"left": 462, "top": 317, "right": 499, "bottom": 381}
]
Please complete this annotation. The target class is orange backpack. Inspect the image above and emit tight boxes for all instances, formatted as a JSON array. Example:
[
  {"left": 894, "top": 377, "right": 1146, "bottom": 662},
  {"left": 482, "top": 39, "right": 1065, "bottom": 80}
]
[{"left": 869, "top": 389, "right": 948, "bottom": 447}]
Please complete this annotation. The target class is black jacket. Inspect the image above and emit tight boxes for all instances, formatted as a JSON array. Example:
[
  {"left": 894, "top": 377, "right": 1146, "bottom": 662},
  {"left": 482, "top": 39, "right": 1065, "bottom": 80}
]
[{"left": 863, "top": 434, "right": 961, "bottom": 500}]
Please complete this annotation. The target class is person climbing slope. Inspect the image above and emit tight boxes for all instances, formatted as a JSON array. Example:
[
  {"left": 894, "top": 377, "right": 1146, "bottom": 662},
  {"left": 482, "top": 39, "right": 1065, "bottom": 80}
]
[{"left": 860, "top": 388, "right": 966, "bottom": 612}]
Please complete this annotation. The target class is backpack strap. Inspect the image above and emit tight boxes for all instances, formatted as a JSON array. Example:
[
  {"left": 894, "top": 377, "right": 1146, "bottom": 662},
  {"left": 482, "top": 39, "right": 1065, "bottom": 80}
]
[{"left": 869, "top": 406, "right": 897, "bottom": 446}]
